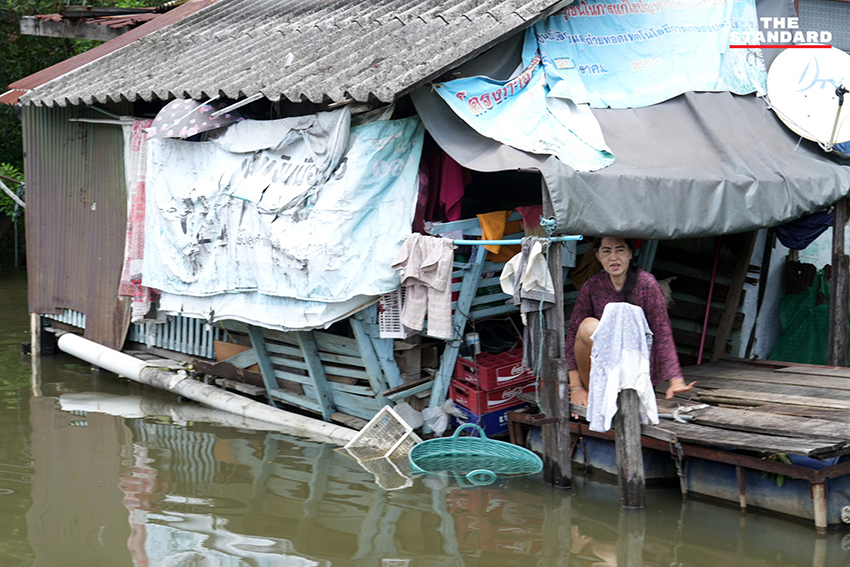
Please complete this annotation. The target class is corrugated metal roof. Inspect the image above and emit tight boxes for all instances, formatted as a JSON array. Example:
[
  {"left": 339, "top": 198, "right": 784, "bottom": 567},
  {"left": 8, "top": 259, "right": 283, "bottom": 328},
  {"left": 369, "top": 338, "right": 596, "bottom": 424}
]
[
  {"left": 3, "top": 0, "right": 215, "bottom": 106},
  {"left": 21, "top": 0, "right": 571, "bottom": 107}
]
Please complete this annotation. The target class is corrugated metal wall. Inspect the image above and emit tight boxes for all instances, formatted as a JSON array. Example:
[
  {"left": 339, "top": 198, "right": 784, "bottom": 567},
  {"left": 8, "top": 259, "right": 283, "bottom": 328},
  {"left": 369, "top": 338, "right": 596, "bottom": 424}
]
[{"left": 23, "top": 103, "right": 133, "bottom": 351}]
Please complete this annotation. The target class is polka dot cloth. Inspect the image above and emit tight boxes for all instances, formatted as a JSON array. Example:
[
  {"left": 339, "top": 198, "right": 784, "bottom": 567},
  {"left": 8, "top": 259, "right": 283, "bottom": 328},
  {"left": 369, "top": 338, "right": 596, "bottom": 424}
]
[{"left": 147, "top": 98, "right": 245, "bottom": 139}]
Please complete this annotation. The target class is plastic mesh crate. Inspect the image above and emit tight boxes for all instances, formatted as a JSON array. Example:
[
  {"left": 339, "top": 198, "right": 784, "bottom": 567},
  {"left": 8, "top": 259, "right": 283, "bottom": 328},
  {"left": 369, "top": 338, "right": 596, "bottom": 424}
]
[
  {"left": 378, "top": 288, "right": 406, "bottom": 339},
  {"left": 344, "top": 405, "right": 422, "bottom": 462}
]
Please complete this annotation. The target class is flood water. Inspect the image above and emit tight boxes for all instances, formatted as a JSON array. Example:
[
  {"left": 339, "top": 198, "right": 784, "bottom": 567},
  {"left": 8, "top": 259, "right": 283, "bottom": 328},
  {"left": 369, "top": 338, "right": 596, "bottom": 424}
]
[{"left": 1, "top": 271, "right": 849, "bottom": 567}]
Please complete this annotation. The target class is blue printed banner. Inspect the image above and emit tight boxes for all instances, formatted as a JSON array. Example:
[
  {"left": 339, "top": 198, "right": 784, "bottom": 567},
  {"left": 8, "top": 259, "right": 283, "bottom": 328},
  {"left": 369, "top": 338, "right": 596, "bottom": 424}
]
[
  {"left": 434, "top": 53, "right": 615, "bottom": 172},
  {"left": 529, "top": 0, "right": 766, "bottom": 108}
]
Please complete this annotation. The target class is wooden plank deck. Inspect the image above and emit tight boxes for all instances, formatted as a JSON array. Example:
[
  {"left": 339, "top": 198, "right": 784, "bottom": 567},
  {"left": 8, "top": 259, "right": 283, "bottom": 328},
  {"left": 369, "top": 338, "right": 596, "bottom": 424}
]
[{"left": 641, "top": 359, "right": 850, "bottom": 458}]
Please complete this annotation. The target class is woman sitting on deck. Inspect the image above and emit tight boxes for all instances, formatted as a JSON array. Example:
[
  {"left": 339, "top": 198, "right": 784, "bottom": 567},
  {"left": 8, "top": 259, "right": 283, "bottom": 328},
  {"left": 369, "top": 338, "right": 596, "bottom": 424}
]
[{"left": 565, "top": 237, "right": 696, "bottom": 414}]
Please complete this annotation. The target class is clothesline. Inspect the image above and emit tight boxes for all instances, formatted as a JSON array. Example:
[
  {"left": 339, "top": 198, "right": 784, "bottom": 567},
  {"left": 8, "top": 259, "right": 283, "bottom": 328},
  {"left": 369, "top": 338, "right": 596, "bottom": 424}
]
[{"left": 451, "top": 235, "right": 582, "bottom": 246}]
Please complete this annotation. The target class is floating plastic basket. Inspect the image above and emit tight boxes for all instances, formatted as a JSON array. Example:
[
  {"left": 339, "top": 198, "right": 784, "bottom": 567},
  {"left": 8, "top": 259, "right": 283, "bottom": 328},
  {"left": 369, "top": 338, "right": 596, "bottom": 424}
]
[
  {"left": 344, "top": 405, "right": 422, "bottom": 462},
  {"left": 408, "top": 423, "right": 543, "bottom": 486}
]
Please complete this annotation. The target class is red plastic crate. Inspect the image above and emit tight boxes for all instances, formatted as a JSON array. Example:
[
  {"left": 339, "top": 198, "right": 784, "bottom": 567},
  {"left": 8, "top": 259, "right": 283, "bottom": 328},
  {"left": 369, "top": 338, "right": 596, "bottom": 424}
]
[
  {"left": 454, "top": 349, "right": 533, "bottom": 390},
  {"left": 450, "top": 378, "right": 536, "bottom": 415}
]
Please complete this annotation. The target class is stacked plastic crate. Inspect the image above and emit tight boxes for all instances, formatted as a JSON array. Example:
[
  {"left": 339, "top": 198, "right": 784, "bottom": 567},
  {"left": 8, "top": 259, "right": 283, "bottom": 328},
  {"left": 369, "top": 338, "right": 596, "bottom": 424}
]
[{"left": 450, "top": 349, "right": 535, "bottom": 436}]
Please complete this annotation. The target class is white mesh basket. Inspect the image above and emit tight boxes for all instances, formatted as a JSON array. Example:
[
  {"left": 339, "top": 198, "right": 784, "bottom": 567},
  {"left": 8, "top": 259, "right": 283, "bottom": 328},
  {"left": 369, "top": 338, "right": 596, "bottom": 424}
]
[
  {"left": 378, "top": 288, "right": 406, "bottom": 339},
  {"left": 344, "top": 405, "right": 422, "bottom": 461}
]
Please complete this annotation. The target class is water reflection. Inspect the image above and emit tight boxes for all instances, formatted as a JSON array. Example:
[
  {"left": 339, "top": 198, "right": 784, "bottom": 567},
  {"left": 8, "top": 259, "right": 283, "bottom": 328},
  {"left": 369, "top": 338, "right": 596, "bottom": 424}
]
[
  {"left": 4, "top": 272, "right": 850, "bottom": 566},
  {"left": 18, "top": 369, "right": 850, "bottom": 567}
]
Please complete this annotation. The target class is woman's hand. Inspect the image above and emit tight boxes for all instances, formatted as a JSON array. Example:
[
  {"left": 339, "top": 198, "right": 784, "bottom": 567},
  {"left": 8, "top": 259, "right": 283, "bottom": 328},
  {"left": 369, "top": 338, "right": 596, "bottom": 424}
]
[
  {"left": 570, "top": 386, "right": 588, "bottom": 407},
  {"left": 665, "top": 377, "right": 696, "bottom": 399}
]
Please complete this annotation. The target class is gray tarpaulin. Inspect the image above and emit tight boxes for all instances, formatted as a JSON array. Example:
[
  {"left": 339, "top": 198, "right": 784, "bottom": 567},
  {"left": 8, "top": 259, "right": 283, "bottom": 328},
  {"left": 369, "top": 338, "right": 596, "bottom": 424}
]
[{"left": 411, "top": 0, "right": 850, "bottom": 239}]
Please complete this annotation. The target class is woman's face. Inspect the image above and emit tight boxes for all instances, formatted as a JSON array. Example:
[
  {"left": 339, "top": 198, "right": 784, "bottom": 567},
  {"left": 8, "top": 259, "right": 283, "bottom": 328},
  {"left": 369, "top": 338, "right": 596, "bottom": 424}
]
[{"left": 595, "top": 237, "right": 633, "bottom": 278}]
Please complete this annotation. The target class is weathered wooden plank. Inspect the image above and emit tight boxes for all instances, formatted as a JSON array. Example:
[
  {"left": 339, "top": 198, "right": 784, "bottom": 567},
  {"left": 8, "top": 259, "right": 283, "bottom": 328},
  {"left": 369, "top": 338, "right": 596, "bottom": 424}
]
[
  {"left": 668, "top": 299, "right": 744, "bottom": 330},
  {"left": 697, "top": 389, "right": 850, "bottom": 411},
  {"left": 641, "top": 424, "right": 678, "bottom": 443},
  {"left": 268, "top": 353, "right": 368, "bottom": 381},
  {"left": 268, "top": 388, "right": 324, "bottom": 413},
  {"left": 350, "top": 317, "right": 390, "bottom": 406},
  {"left": 572, "top": 401, "right": 677, "bottom": 442},
  {"left": 682, "top": 362, "right": 771, "bottom": 378},
  {"left": 330, "top": 412, "right": 369, "bottom": 430},
  {"left": 247, "top": 325, "right": 285, "bottom": 409},
  {"left": 220, "top": 348, "right": 259, "bottom": 369},
  {"left": 615, "top": 390, "right": 646, "bottom": 508},
  {"left": 829, "top": 197, "right": 849, "bottom": 367},
  {"left": 265, "top": 341, "right": 366, "bottom": 369},
  {"left": 672, "top": 328, "right": 716, "bottom": 351},
  {"left": 369, "top": 334, "right": 403, "bottom": 389},
  {"left": 712, "top": 231, "right": 758, "bottom": 362},
  {"left": 384, "top": 379, "right": 434, "bottom": 402},
  {"left": 681, "top": 367, "right": 850, "bottom": 392},
  {"left": 297, "top": 331, "right": 336, "bottom": 420},
  {"left": 308, "top": 389, "right": 380, "bottom": 420},
  {"left": 691, "top": 378, "right": 850, "bottom": 401},
  {"left": 193, "top": 359, "right": 265, "bottom": 387},
  {"left": 273, "top": 369, "right": 374, "bottom": 396},
  {"left": 652, "top": 269, "right": 731, "bottom": 303},
  {"left": 214, "top": 378, "right": 267, "bottom": 397},
  {"left": 690, "top": 406, "right": 850, "bottom": 441},
  {"left": 750, "top": 404, "right": 850, "bottom": 422},
  {"left": 652, "top": 420, "right": 845, "bottom": 456},
  {"left": 774, "top": 365, "right": 850, "bottom": 379},
  {"left": 223, "top": 320, "right": 361, "bottom": 357}
]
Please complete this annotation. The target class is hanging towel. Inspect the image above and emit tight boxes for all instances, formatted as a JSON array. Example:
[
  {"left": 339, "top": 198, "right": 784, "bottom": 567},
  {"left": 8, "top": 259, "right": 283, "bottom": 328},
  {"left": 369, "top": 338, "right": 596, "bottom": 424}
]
[
  {"left": 587, "top": 302, "right": 659, "bottom": 433},
  {"left": 477, "top": 210, "right": 521, "bottom": 262},
  {"left": 499, "top": 237, "right": 555, "bottom": 371},
  {"left": 392, "top": 233, "right": 456, "bottom": 339}
]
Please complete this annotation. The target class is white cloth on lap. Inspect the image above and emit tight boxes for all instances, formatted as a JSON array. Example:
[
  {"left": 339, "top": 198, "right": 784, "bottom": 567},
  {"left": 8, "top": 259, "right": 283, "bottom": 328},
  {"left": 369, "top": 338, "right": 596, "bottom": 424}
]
[{"left": 587, "top": 302, "right": 659, "bottom": 432}]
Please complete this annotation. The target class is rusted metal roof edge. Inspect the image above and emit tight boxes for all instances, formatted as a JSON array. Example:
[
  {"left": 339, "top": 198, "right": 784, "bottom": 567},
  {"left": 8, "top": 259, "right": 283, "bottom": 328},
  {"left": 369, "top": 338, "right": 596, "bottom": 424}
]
[{"left": 3, "top": 0, "right": 217, "bottom": 106}]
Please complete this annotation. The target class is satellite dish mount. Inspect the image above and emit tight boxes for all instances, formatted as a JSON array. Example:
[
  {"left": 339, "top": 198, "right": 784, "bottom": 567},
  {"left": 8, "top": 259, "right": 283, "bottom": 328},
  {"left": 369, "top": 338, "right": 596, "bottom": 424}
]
[{"left": 827, "top": 84, "right": 849, "bottom": 152}]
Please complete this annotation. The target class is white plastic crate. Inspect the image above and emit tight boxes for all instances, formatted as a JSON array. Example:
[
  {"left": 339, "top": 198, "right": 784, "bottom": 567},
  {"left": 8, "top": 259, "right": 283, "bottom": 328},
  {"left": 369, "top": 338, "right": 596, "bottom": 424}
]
[
  {"left": 378, "top": 288, "right": 407, "bottom": 339},
  {"left": 344, "top": 405, "right": 422, "bottom": 461}
]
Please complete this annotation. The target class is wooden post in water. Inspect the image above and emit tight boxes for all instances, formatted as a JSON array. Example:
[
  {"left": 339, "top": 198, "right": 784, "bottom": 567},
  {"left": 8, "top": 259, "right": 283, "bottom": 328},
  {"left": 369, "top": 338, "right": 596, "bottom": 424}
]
[
  {"left": 614, "top": 389, "right": 645, "bottom": 508},
  {"left": 828, "top": 197, "right": 849, "bottom": 367},
  {"left": 540, "top": 178, "right": 572, "bottom": 487},
  {"left": 617, "top": 509, "right": 646, "bottom": 567},
  {"left": 30, "top": 313, "right": 40, "bottom": 357}
]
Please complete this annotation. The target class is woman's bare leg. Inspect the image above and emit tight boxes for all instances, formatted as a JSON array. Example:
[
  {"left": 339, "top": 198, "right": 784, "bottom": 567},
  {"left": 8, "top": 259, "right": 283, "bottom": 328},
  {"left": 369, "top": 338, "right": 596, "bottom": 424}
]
[
  {"left": 575, "top": 317, "right": 599, "bottom": 389},
  {"left": 568, "top": 317, "right": 598, "bottom": 416}
]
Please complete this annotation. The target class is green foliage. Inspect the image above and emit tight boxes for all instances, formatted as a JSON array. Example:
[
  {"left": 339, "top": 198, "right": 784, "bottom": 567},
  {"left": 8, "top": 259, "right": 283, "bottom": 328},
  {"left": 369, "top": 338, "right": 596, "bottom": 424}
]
[
  {"left": 0, "top": 163, "right": 23, "bottom": 217},
  {"left": 761, "top": 452, "right": 793, "bottom": 488},
  {"left": 1, "top": 0, "right": 163, "bottom": 168}
]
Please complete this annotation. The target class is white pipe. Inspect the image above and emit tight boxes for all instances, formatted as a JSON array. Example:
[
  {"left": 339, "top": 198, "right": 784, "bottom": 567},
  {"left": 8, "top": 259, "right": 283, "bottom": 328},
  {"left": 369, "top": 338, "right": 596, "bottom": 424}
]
[{"left": 57, "top": 333, "right": 356, "bottom": 444}]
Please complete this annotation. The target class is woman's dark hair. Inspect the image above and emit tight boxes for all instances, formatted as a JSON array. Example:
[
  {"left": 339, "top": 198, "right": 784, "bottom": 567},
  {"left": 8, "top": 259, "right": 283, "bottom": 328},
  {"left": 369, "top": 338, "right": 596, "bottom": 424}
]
[{"left": 591, "top": 237, "right": 639, "bottom": 304}]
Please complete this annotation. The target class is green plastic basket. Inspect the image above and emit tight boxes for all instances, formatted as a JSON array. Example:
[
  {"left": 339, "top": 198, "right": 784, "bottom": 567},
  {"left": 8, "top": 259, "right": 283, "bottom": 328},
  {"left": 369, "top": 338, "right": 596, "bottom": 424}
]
[{"left": 409, "top": 423, "right": 543, "bottom": 486}]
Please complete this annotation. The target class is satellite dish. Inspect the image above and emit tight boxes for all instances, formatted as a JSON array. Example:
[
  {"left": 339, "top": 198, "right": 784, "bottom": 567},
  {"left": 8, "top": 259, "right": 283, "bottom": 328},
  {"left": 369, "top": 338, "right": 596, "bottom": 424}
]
[{"left": 767, "top": 46, "right": 850, "bottom": 148}]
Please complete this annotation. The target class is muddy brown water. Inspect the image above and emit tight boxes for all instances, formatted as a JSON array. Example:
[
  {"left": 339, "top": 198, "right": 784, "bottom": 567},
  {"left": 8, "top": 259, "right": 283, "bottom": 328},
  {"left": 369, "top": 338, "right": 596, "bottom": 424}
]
[{"left": 1, "top": 271, "right": 848, "bottom": 566}]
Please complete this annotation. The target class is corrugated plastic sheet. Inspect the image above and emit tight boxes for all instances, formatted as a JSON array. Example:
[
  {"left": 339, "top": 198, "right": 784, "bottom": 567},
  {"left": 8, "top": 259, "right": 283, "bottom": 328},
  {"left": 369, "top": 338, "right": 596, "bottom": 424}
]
[
  {"left": 23, "top": 104, "right": 133, "bottom": 351},
  {"left": 20, "top": 0, "right": 570, "bottom": 107}
]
